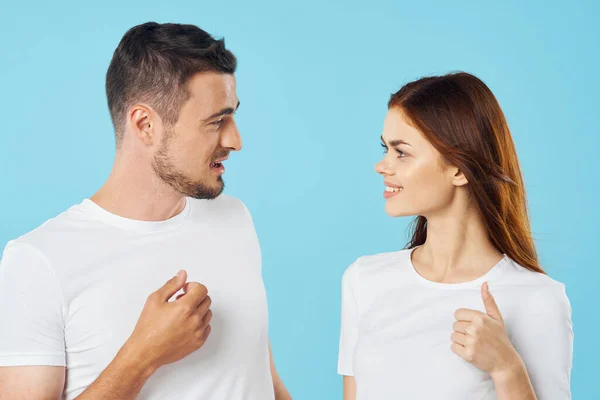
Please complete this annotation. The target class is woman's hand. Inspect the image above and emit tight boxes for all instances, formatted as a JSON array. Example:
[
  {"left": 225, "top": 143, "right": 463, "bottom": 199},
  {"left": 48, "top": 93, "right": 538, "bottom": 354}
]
[
  {"left": 451, "top": 282, "right": 523, "bottom": 380},
  {"left": 451, "top": 283, "right": 537, "bottom": 399}
]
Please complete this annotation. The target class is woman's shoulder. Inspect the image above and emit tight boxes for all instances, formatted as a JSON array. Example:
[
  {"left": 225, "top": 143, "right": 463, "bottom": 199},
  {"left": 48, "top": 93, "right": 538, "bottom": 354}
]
[
  {"left": 343, "top": 248, "right": 412, "bottom": 282},
  {"left": 503, "top": 258, "right": 566, "bottom": 289},
  {"left": 501, "top": 258, "right": 570, "bottom": 312}
]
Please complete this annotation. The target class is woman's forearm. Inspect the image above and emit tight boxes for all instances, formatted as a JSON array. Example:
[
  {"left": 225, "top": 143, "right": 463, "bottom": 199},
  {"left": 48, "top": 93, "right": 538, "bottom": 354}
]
[{"left": 492, "top": 358, "right": 536, "bottom": 400}]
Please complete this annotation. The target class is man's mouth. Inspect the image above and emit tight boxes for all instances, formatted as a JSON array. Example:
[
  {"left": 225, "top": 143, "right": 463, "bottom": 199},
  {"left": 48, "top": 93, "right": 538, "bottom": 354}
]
[
  {"left": 210, "top": 155, "right": 228, "bottom": 168},
  {"left": 209, "top": 156, "right": 228, "bottom": 175}
]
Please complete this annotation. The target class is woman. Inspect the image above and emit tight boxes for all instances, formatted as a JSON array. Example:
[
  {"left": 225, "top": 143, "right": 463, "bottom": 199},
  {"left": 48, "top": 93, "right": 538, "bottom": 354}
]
[{"left": 338, "top": 72, "right": 573, "bottom": 399}]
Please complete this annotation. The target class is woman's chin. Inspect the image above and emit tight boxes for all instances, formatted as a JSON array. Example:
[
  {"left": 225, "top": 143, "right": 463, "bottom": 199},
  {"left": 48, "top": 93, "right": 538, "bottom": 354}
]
[{"left": 384, "top": 205, "right": 414, "bottom": 218}]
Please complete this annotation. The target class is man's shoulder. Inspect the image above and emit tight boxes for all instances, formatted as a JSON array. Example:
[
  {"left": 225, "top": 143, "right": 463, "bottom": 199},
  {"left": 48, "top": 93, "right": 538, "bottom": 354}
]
[
  {"left": 7, "top": 201, "right": 91, "bottom": 250},
  {"left": 0, "top": 201, "right": 91, "bottom": 286}
]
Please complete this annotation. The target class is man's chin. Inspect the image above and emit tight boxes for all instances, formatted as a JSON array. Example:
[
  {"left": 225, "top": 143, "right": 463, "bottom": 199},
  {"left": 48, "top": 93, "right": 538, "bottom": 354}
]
[{"left": 188, "top": 180, "right": 224, "bottom": 200}]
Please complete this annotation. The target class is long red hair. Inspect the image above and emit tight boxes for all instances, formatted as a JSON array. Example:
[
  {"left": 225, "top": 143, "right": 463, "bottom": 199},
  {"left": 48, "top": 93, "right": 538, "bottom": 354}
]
[{"left": 389, "top": 72, "right": 544, "bottom": 274}]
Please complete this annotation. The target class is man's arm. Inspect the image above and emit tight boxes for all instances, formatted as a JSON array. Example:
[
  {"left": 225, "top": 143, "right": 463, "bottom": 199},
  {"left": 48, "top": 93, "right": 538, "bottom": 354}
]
[
  {"left": 269, "top": 341, "right": 292, "bottom": 400},
  {"left": 0, "top": 350, "right": 151, "bottom": 400},
  {"left": 77, "top": 272, "right": 212, "bottom": 400},
  {"left": 0, "top": 366, "right": 65, "bottom": 400},
  {"left": 0, "top": 271, "right": 212, "bottom": 400},
  {"left": 0, "top": 341, "right": 158, "bottom": 400},
  {"left": 72, "top": 341, "right": 158, "bottom": 400},
  {"left": 0, "top": 243, "right": 67, "bottom": 400}
]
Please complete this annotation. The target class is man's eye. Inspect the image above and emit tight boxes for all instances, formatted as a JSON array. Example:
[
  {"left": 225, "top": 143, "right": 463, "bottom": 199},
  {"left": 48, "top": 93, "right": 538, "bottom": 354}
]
[{"left": 211, "top": 119, "right": 224, "bottom": 126}]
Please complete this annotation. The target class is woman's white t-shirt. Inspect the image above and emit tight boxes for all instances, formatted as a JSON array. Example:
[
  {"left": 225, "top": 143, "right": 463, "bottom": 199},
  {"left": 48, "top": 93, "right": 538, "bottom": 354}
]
[{"left": 338, "top": 248, "right": 573, "bottom": 399}]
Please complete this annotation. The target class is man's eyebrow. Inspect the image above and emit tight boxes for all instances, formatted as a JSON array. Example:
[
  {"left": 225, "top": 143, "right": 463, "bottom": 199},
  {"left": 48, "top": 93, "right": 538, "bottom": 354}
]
[
  {"left": 203, "top": 100, "right": 241, "bottom": 122},
  {"left": 380, "top": 135, "right": 411, "bottom": 147}
]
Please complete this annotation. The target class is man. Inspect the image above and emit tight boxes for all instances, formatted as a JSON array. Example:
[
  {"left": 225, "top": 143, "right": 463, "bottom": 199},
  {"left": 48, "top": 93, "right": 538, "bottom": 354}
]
[{"left": 0, "top": 22, "right": 291, "bottom": 400}]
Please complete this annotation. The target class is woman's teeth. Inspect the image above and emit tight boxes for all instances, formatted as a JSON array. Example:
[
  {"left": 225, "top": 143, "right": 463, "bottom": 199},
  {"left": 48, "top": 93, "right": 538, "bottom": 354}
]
[{"left": 385, "top": 186, "right": 402, "bottom": 192}]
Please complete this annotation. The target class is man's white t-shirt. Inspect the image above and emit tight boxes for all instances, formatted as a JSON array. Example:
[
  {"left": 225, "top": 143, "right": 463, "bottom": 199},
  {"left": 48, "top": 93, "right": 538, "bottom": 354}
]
[
  {"left": 0, "top": 195, "right": 274, "bottom": 400},
  {"left": 338, "top": 248, "right": 573, "bottom": 399}
]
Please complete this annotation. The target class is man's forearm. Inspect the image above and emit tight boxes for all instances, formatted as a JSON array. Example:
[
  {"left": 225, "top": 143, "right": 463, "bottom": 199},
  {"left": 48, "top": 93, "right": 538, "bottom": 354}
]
[
  {"left": 75, "top": 341, "right": 157, "bottom": 400},
  {"left": 268, "top": 341, "right": 292, "bottom": 400},
  {"left": 274, "top": 377, "right": 292, "bottom": 400},
  {"left": 492, "top": 359, "right": 536, "bottom": 400}
]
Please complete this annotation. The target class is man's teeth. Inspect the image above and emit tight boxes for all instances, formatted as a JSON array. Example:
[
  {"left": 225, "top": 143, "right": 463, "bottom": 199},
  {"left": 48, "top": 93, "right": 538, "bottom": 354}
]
[{"left": 386, "top": 186, "right": 401, "bottom": 192}]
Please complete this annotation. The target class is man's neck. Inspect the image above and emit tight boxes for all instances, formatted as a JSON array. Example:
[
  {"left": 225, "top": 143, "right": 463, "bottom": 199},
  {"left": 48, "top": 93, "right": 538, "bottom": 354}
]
[{"left": 90, "top": 161, "right": 186, "bottom": 222}]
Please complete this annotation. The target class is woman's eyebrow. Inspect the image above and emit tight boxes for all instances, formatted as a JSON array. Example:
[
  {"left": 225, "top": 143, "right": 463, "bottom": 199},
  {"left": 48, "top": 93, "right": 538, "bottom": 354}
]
[{"left": 381, "top": 135, "right": 411, "bottom": 147}]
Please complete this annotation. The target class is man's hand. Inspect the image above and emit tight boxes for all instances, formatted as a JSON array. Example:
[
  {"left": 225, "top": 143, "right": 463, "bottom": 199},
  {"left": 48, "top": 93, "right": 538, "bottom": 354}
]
[
  {"left": 124, "top": 270, "right": 213, "bottom": 372},
  {"left": 74, "top": 270, "right": 213, "bottom": 400}
]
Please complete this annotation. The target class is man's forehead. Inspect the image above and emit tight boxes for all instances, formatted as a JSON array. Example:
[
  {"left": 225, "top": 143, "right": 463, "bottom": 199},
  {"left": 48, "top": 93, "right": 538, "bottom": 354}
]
[
  {"left": 187, "top": 72, "right": 236, "bottom": 95},
  {"left": 186, "top": 72, "right": 238, "bottom": 114}
]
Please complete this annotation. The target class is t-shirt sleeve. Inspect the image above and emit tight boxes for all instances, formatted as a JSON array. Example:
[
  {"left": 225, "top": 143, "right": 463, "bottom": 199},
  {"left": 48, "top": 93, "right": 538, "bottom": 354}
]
[
  {"left": 0, "top": 241, "right": 67, "bottom": 366},
  {"left": 510, "top": 284, "right": 573, "bottom": 399},
  {"left": 337, "top": 261, "right": 359, "bottom": 376}
]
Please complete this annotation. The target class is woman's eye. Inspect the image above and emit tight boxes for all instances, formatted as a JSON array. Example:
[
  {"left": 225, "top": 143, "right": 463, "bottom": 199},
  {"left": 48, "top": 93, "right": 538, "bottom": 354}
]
[{"left": 381, "top": 142, "right": 407, "bottom": 158}]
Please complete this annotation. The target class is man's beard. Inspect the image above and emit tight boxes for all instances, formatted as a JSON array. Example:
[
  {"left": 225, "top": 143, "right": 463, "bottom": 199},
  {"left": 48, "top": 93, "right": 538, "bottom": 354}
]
[{"left": 151, "top": 134, "right": 227, "bottom": 200}]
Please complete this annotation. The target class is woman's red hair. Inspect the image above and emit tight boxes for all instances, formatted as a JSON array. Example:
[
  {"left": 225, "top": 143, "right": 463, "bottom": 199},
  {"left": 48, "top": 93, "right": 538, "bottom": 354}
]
[{"left": 389, "top": 72, "right": 544, "bottom": 273}]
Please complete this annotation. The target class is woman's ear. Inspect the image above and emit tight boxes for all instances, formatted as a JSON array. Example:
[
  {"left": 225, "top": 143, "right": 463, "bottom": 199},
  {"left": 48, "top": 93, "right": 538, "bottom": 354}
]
[{"left": 452, "top": 168, "right": 469, "bottom": 187}]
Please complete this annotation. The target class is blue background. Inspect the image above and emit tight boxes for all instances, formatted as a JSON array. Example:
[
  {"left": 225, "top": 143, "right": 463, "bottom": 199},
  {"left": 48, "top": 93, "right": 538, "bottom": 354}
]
[{"left": 1, "top": 0, "right": 598, "bottom": 398}]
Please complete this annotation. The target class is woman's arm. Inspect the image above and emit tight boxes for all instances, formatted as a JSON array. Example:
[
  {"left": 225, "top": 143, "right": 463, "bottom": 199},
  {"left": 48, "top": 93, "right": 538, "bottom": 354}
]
[
  {"left": 339, "top": 263, "right": 360, "bottom": 399},
  {"left": 486, "top": 281, "right": 573, "bottom": 400},
  {"left": 452, "top": 282, "right": 538, "bottom": 400},
  {"left": 343, "top": 376, "right": 356, "bottom": 400},
  {"left": 452, "top": 282, "right": 572, "bottom": 399},
  {"left": 491, "top": 360, "right": 536, "bottom": 400},
  {"left": 508, "top": 284, "right": 573, "bottom": 399}
]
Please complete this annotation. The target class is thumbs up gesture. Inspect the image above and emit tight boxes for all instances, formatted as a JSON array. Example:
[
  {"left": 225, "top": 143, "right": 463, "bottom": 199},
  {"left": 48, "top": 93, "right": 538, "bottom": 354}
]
[{"left": 451, "top": 282, "right": 523, "bottom": 379}]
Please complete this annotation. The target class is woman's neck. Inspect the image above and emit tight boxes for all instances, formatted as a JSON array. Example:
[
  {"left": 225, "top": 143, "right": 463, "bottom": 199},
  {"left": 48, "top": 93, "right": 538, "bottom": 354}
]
[{"left": 413, "top": 201, "right": 504, "bottom": 284}]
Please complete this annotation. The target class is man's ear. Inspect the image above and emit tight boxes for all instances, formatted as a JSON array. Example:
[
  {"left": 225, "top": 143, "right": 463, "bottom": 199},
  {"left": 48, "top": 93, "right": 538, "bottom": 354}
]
[{"left": 128, "top": 104, "right": 156, "bottom": 146}]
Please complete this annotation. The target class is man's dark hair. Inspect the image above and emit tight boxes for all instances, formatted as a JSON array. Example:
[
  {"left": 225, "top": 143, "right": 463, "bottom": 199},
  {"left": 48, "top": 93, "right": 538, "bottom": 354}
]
[{"left": 106, "top": 22, "right": 237, "bottom": 145}]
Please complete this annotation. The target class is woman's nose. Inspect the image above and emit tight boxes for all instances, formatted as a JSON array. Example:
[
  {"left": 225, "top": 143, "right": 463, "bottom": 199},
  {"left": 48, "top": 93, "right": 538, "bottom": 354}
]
[{"left": 375, "top": 158, "right": 393, "bottom": 176}]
